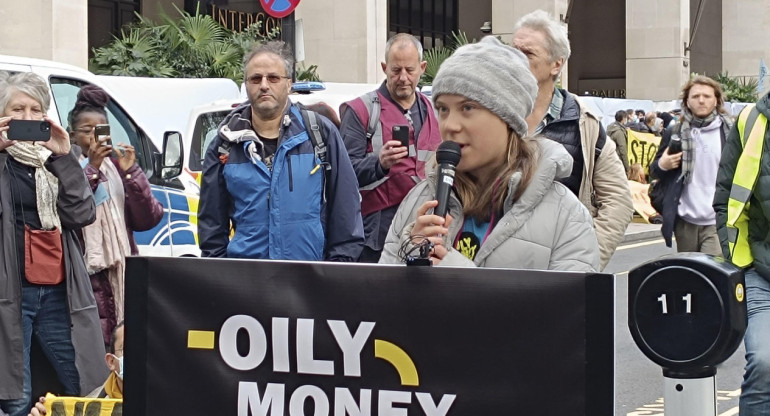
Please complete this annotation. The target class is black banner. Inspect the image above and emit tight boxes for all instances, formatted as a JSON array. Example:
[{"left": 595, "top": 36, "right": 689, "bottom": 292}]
[{"left": 125, "top": 258, "right": 614, "bottom": 415}]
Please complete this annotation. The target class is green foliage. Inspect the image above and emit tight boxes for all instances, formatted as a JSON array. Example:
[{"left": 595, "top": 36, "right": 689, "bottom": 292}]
[
  {"left": 712, "top": 72, "right": 758, "bottom": 103},
  {"left": 296, "top": 63, "right": 321, "bottom": 82},
  {"left": 91, "top": 5, "right": 280, "bottom": 82},
  {"left": 421, "top": 31, "right": 474, "bottom": 86}
]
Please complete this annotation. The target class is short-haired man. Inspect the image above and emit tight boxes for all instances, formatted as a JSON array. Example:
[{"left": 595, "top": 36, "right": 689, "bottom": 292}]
[
  {"left": 198, "top": 41, "right": 364, "bottom": 261},
  {"left": 650, "top": 75, "right": 731, "bottom": 253},
  {"left": 607, "top": 110, "right": 630, "bottom": 173},
  {"left": 714, "top": 88, "right": 770, "bottom": 414},
  {"left": 512, "top": 10, "right": 633, "bottom": 270},
  {"left": 339, "top": 33, "right": 442, "bottom": 263}
]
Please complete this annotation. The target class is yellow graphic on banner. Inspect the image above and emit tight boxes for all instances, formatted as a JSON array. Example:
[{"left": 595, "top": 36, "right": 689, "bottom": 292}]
[
  {"left": 374, "top": 339, "right": 420, "bottom": 386},
  {"left": 627, "top": 129, "right": 661, "bottom": 174},
  {"left": 43, "top": 393, "right": 122, "bottom": 416},
  {"left": 188, "top": 330, "right": 216, "bottom": 349}
]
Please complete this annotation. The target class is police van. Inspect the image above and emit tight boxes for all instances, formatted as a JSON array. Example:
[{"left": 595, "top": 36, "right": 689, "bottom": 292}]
[{"left": 0, "top": 54, "right": 200, "bottom": 257}]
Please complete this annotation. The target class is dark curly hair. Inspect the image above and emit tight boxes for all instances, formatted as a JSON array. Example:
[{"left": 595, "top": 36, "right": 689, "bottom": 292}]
[{"left": 67, "top": 84, "right": 110, "bottom": 131}]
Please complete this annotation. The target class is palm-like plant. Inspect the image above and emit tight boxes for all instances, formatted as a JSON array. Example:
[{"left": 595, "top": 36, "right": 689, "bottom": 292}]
[
  {"left": 712, "top": 71, "right": 758, "bottom": 103},
  {"left": 421, "top": 31, "right": 473, "bottom": 86},
  {"left": 90, "top": 5, "right": 280, "bottom": 82}
]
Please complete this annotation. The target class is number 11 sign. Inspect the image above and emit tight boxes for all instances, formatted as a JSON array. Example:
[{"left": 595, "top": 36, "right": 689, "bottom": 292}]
[{"left": 628, "top": 253, "right": 746, "bottom": 372}]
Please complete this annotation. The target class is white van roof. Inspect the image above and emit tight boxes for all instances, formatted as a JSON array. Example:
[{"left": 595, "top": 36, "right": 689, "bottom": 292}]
[{"left": 97, "top": 75, "right": 241, "bottom": 146}]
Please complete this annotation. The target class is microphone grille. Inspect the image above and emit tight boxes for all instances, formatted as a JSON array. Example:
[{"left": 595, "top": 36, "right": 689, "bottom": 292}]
[{"left": 436, "top": 141, "right": 462, "bottom": 166}]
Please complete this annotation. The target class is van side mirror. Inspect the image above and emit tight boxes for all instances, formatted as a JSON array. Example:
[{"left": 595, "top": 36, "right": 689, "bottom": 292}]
[{"left": 156, "top": 131, "right": 183, "bottom": 180}]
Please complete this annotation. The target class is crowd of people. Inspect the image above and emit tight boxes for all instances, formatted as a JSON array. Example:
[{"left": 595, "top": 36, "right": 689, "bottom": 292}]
[{"left": 1, "top": 8, "right": 768, "bottom": 416}]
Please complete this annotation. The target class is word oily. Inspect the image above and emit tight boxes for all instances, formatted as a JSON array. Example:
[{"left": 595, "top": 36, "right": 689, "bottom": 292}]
[{"left": 188, "top": 315, "right": 458, "bottom": 416}]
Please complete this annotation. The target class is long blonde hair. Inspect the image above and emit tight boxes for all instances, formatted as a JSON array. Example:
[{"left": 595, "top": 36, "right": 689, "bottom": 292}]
[{"left": 452, "top": 130, "right": 538, "bottom": 221}]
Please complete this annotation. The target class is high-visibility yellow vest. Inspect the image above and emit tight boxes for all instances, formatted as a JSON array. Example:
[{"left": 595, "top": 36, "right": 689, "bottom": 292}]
[{"left": 726, "top": 104, "right": 767, "bottom": 267}]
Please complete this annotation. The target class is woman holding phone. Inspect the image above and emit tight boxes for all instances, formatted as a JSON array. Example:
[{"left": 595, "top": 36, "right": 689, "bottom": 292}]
[
  {"left": 378, "top": 37, "right": 599, "bottom": 271},
  {"left": 0, "top": 71, "right": 106, "bottom": 416},
  {"left": 67, "top": 85, "right": 163, "bottom": 346}
]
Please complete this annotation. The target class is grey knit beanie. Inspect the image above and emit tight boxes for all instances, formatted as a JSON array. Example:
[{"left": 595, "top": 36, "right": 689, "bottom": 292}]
[{"left": 432, "top": 36, "right": 537, "bottom": 138}]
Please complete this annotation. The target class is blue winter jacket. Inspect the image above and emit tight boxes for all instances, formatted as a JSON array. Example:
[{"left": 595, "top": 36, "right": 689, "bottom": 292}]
[{"left": 197, "top": 101, "right": 364, "bottom": 261}]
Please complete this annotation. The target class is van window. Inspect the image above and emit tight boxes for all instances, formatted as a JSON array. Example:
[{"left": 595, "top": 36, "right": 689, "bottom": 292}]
[
  {"left": 49, "top": 77, "right": 150, "bottom": 171},
  {"left": 190, "top": 109, "right": 230, "bottom": 171}
]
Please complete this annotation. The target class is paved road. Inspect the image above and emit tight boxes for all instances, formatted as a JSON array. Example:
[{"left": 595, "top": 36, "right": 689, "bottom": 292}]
[{"left": 608, "top": 237, "right": 745, "bottom": 415}]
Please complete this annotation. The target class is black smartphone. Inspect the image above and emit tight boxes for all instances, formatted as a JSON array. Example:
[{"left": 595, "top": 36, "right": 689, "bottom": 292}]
[
  {"left": 392, "top": 125, "right": 409, "bottom": 147},
  {"left": 668, "top": 135, "right": 682, "bottom": 155},
  {"left": 7, "top": 119, "right": 51, "bottom": 141},
  {"left": 95, "top": 124, "right": 110, "bottom": 146}
]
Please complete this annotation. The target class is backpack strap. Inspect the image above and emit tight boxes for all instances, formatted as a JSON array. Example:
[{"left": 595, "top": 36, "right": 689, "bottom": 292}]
[
  {"left": 364, "top": 91, "right": 381, "bottom": 139},
  {"left": 300, "top": 108, "right": 330, "bottom": 203},
  {"left": 361, "top": 91, "right": 385, "bottom": 155},
  {"left": 301, "top": 109, "right": 329, "bottom": 171}
]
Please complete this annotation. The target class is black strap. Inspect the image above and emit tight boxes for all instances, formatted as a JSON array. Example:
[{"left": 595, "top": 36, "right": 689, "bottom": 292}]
[
  {"left": 300, "top": 108, "right": 330, "bottom": 203},
  {"left": 300, "top": 109, "right": 329, "bottom": 171}
]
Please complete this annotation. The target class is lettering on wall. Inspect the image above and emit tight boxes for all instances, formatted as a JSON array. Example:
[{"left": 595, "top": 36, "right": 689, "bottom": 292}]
[
  {"left": 586, "top": 89, "right": 627, "bottom": 98},
  {"left": 210, "top": 5, "right": 281, "bottom": 35}
]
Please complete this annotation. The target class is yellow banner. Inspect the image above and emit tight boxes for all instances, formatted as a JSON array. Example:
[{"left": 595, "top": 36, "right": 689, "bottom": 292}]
[
  {"left": 43, "top": 393, "right": 122, "bottom": 416},
  {"left": 627, "top": 129, "right": 661, "bottom": 174}
]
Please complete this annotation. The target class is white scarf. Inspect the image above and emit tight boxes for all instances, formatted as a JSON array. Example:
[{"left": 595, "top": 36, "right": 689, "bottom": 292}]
[
  {"left": 5, "top": 142, "right": 61, "bottom": 230},
  {"left": 82, "top": 158, "right": 131, "bottom": 322}
]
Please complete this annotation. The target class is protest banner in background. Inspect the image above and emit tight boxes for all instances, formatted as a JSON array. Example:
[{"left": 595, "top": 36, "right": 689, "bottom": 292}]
[
  {"left": 125, "top": 258, "right": 614, "bottom": 415},
  {"left": 627, "top": 129, "right": 661, "bottom": 174}
]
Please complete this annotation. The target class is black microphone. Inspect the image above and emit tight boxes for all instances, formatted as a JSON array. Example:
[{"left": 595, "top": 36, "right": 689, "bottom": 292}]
[{"left": 434, "top": 141, "right": 462, "bottom": 218}]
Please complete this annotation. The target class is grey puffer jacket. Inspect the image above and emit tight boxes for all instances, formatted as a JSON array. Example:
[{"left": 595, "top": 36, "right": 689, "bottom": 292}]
[{"left": 379, "top": 138, "right": 600, "bottom": 271}]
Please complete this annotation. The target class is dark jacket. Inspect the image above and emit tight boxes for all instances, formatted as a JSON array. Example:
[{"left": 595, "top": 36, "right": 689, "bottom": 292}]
[
  {"left": 0, "top": 150, "right": 107, "bottom": 399},
  {"left": 650, "top": 122, "right": 727, "bottom": 247},
  {"left": 198, "top": 101, "right": 364, "bottom": 261},
  {"left": 541, "top": 91, "right": 586, "bottom": 195},
  {"left": 606, "top": 121, "right": 629, "bottom": 173},
  {"left": 714, "top": 93, "right": 770, "bottom": 282},
  {"left": 83, "top": 157, "right": 164, "bottom": 344}
]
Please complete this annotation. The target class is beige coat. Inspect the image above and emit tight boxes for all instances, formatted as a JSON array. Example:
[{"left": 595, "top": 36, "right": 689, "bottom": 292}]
[{"left": 575, "top": 98, "right": 634, "bottom": 269}]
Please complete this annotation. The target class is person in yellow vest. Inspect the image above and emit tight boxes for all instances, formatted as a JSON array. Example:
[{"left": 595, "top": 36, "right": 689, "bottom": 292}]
[{"left": 714, "top": 92, "right": 770, "bottom": 414}]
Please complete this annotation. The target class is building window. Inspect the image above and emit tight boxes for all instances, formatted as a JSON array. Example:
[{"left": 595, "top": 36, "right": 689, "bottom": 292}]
[
  {"left": 388, "top": 0, "right": 458, "bottom": 50},
  {"left": 88, "top": 0, "right": 141, "bottom": 50}
]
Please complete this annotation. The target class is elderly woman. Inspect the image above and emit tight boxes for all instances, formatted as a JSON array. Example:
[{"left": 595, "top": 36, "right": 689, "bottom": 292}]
[
  {"left": 379, "top": 37, "right": 599, "bottom": 271},
  {"left": 0, "top": 71, "right": 105, "bottom": 416}
]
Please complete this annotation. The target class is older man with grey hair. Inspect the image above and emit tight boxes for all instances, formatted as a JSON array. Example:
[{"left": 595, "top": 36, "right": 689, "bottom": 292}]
[
  {"left": 339, "top": 33, "right": 442, "bottom": 263},
  {"left": 512, "top": 9, "right": 633, "bottom": 270}
]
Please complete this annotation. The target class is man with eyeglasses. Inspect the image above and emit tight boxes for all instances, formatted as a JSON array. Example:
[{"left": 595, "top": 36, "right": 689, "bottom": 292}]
[
  {"left": 339, "top": 33, "right": 442, "bottom": 263},
  {"left": 198, "top": 40, "right": 364, "bottom": 261}
]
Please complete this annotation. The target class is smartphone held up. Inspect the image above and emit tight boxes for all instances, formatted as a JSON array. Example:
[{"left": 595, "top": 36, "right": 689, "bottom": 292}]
[
  {"left": 392, "top": 124, "right": 410, "bottom": 147},
  {"left": 7, "top": 119, "right": 51, "bottom": 141},
  {"left": 95, "top": 124, "right": 110, "bottom": 146}
]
